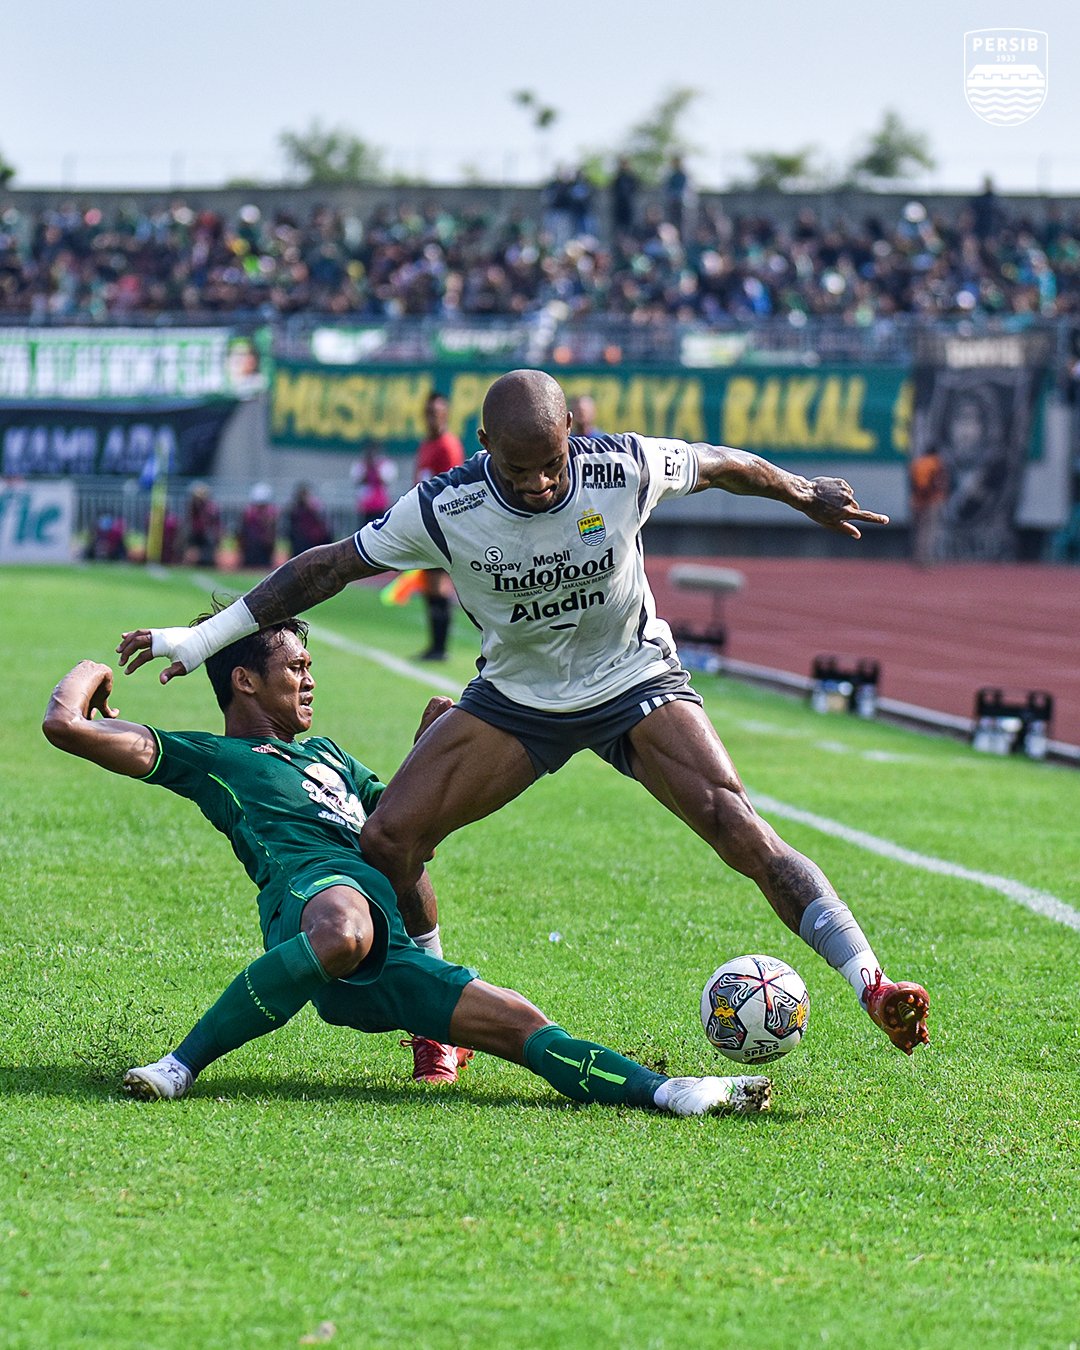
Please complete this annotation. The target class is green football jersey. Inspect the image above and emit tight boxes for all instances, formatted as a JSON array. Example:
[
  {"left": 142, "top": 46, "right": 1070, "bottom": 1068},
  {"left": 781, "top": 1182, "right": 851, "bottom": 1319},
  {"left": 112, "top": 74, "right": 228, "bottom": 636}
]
[{"left": 142, "top": 730, "right": 385, "bottom": 893}]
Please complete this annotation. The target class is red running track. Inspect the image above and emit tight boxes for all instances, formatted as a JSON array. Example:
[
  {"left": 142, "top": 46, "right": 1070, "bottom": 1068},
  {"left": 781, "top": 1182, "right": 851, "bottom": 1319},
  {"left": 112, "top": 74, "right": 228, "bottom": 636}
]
[{"left": 646, "top": 559, "right": 1080, "bottom": 749}]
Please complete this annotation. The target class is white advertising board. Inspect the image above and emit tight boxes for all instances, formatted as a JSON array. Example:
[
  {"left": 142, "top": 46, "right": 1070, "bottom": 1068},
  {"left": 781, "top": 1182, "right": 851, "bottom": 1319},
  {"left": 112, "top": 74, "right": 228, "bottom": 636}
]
[{"left": 0, "top": 480, "right": 75, "bottom": 563}]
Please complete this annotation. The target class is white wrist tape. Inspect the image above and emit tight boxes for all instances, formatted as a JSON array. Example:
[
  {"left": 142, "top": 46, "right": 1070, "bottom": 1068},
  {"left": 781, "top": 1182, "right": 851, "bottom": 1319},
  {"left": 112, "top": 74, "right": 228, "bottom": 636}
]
[{"left": 150, "top": 599, "right": 257, "bottom": 672}]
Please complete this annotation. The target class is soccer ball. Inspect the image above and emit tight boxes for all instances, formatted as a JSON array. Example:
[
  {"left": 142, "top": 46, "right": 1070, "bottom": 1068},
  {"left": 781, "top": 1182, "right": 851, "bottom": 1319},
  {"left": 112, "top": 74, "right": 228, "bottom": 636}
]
[{"left": 700, "top": 954, "right": 809, "bottom": 1064}]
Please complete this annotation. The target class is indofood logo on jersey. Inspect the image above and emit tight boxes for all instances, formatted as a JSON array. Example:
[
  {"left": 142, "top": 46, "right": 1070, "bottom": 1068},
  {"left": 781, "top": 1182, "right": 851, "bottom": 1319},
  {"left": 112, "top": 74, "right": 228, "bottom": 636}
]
[
  {"left": 964, "top": 30, "right": 1047, "bottom": 126},
  {"left": 577, "top": 511, "right": 606, "bottom": 546},
  {"left": 493, "top": 546, "right": 615, "bottom": 595}
]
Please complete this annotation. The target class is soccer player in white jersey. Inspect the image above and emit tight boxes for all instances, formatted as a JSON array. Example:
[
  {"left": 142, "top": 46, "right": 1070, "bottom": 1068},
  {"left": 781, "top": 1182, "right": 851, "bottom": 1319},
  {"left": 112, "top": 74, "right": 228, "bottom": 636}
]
[{"left": 119, "top": 369, "right": 930, "bottom": 1062}]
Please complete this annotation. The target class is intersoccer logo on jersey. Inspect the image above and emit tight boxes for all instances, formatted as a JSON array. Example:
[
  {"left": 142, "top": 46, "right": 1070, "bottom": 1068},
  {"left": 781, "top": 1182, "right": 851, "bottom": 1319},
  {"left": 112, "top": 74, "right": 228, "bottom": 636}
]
[
  {"left": 964, "top": 30, "right": 1047, "bottom": 126},
  {"left": 577, "top": 511, "right": 606, "bottom": 547}
]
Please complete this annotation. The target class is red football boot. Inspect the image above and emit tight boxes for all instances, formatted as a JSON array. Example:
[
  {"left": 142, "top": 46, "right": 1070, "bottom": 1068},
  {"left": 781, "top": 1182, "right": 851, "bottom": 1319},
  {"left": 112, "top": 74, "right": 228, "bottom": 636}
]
[
  {"left": 861, "top": 970, "right": 930, "bottom": 1054},
  {"left": 401, "top": 1036, "right": 474, "bottom": 1083}
]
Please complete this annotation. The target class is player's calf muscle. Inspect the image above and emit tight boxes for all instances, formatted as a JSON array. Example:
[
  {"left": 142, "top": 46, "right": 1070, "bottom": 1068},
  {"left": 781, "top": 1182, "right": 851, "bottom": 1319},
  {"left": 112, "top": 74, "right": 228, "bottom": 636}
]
[
  {"left": 701, "top": 794, "right": 776, "bottom": 871},
  {"left": 450, "top": 982, "right": 548, "bottom": 1063},
  {"left": 759, "top": 850, "right": 835, "bottom": 932}
]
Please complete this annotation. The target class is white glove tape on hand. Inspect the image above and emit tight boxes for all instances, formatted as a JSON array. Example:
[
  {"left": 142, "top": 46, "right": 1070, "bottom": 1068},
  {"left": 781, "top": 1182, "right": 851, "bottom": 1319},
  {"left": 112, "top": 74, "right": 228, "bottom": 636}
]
[{"left": 149, "top": 600, "right": 257, "bottom": 672}]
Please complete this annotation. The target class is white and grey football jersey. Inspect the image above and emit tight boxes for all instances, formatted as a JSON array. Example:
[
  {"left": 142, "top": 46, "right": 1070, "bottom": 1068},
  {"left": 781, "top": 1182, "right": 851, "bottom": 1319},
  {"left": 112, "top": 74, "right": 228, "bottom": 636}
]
[{"left": 354, "top": 433, "right": 700, "bottom": 711}]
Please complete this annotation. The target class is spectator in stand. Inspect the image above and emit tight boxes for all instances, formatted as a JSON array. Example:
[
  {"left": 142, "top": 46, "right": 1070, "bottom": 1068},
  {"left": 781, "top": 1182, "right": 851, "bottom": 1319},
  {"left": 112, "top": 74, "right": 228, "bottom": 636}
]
[
  {"left": 542, "top": 168, "right": 577, "bottom": 250},
  {"left": 3, "top": 193, "right": 1080, "bottom": 325},
  {"left": 86, "top": 514, "right": 127, "bottom": 562},
  {"left": 185, "top": 483, "right": 222, "bottom": 567},
  {"left": 663, "top": 156, "right": 692, "bottom": 238},
  {"left": 158, "top": 509, "right": 182, "bottom": 565},
  {"left": 569, "top": 394, "right": 605, "bottom": 439},
  {"left": 970, "top": 176, "right": 1004, "bottom": 242},
  {"left": 567, "top": 167, "right": 596, "bottom": 239},
  {"left": 610, "top": 157, "right": 640, "bottom": 236},
  {"left": 238, "top": 484, "right": 279, "bottom": 570},
  {"left": 413, "top": 391, "right": 465, "bottom": 661},
  {"left": 351, "top": 440, "right": 396, "bottom": 528},
  {"left": 286, "top": 482, "right": 332, "bottom": 558}
]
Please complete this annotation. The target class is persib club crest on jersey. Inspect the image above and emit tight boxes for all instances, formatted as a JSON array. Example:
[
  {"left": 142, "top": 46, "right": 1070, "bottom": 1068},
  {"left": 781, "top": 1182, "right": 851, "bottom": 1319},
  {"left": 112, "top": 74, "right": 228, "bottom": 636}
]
[
  {"left": 577, "top": 511, "right": 606, "bottom": 547},
  {"left": 964, "top": 29, "right": 1047, "bottom": 126}
]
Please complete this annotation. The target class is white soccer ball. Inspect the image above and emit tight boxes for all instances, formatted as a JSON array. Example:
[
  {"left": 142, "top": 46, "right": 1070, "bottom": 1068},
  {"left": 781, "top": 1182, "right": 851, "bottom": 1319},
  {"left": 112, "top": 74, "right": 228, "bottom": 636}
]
[{"left": 700, "top": 954, "right": 809, "bottom": 1064}]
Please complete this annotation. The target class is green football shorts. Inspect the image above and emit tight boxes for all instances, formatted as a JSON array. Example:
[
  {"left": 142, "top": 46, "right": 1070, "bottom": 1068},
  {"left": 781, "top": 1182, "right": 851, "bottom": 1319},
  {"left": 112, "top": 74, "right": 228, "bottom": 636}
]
[{"left": 261, "top": 858, "right": 476, "bottom": 1044}]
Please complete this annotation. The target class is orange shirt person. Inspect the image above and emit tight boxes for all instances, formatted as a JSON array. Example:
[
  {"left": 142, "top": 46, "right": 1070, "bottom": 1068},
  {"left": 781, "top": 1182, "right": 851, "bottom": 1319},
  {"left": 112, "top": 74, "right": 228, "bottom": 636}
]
[{"left": 908, "top": 444, "right": 949, "bottom": 566}]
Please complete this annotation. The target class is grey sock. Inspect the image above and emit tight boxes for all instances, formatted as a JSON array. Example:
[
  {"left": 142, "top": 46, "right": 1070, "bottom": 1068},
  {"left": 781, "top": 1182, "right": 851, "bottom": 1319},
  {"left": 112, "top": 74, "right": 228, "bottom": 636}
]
[{"left": 798, "top": 896, "right": 875, "bottom": 971}]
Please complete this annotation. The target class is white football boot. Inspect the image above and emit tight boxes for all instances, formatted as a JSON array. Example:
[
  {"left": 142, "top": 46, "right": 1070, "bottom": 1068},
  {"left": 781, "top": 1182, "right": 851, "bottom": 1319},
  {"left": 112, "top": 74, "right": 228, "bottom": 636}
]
[
  {"left": 657, "top": 1075, "right": 772, "bottom": 1116},
  {"left": 123, "top": 1054, "right": 194, "bottom": 1100}
]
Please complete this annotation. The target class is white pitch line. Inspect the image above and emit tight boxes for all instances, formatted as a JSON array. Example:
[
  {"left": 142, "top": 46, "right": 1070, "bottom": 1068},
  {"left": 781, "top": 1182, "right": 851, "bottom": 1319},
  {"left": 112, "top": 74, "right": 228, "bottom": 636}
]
[
  {"left": 754, "top": 793, "right": 1080, "bottom": 933},
  {"left": 308, "top": 622, "right": 461, "bottom": 696},
  {"left": 164, "top": 571, "right": 1080, "bottom": 934}
]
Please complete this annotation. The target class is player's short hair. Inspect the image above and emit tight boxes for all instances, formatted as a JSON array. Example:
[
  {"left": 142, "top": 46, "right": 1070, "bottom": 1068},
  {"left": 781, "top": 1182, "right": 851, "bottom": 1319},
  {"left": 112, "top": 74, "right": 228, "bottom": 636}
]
[{"left": 194, "top": 598, "right": 309, "bottom": 712}]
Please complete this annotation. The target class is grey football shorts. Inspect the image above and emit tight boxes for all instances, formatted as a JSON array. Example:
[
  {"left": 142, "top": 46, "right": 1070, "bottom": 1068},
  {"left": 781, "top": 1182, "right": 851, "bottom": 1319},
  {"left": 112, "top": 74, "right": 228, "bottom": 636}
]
[{"left": 456, "top": 668, "right": 703, "bottom": 778}]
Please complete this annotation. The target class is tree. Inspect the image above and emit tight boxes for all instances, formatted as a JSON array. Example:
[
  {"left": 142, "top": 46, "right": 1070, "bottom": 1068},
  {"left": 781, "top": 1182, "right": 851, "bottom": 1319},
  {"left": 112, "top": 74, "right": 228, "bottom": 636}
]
[
  {"left": 620, "top": 87, "right": 701, "bottom": 185},
  {"left": 511, "top": 90, "right": 560, "bottom": 178},
  {"left": 511, "top": 89, "right": 559, "bottom": 133},
  {"left": 0, "top": 147, "right": 15, "bottom": 188},
  {"left": 737, "top": 147, "right": 823, "bottom": 192},
  {"left": 846, "top": 109, "right": 935, "bottom": 185},
  {"left": 278, "top": 120, "right": 385, "bottom": 185}
]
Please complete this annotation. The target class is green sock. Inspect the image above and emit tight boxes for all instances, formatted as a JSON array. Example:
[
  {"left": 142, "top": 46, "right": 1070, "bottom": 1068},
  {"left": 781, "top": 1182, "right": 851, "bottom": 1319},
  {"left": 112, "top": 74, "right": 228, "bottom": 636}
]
[
  {"left": 174, "top": 933, "right": 331, "bottom": 1076},
  {"left": 523, "top": 1024, "right": 667, "bottom": 1109}
]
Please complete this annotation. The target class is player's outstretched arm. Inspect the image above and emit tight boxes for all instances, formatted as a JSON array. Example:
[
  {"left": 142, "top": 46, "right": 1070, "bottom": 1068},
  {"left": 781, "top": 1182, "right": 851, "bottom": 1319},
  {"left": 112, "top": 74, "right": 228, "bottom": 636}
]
[
  {"left": 43, "top": 661, "right": 158, "bottom": 777},
  {"left": 117, "top": 539, "right": 386, "bottom": 682},
  {"left": 692, "top": 444, "right": 889, "bottom": 540},
  {"left": 244, "top": 538, "right": 384, "bottom": 625}
]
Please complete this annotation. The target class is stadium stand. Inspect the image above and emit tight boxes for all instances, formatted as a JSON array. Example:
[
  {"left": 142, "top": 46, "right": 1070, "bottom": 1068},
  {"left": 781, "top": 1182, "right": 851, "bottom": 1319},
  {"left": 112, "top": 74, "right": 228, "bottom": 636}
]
[{"left": 1, "top": 189, "right": 1078, "bottom": 328}]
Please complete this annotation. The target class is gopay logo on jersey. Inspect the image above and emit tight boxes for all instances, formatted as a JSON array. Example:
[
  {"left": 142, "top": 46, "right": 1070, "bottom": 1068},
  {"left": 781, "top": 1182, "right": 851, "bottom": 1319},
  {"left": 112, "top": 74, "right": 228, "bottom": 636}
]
[{"left": 470, "top": 543, "right": 521, "bottom": 574}]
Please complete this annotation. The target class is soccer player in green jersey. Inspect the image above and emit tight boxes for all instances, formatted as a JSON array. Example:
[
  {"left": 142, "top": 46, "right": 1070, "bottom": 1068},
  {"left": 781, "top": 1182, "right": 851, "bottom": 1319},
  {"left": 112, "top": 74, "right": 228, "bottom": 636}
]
[
  {"left": 43, "top": 617, "right": 772, "bottom": 1118},
  {"left": 118, "top": 369, "right": 930, "bottom": 1057}
]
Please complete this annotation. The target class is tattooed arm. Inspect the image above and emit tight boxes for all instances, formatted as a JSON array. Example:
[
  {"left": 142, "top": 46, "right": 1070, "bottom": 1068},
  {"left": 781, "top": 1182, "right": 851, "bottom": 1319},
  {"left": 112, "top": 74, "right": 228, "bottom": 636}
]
[
  {"left": 691, "top": 444, "right": 889, "bottom": 540},
  {"left": 244, "top": 539, "right": 380, "bottom": 625},
  {"left": 117, "top": 540, "right": 387, "bottom": 682}
]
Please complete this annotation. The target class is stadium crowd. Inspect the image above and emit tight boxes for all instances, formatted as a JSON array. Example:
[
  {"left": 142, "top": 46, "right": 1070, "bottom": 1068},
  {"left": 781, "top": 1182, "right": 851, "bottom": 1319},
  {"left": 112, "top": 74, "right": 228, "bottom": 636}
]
[{"left": 1, "top": 180, "right": 1078, "bottom": 326}]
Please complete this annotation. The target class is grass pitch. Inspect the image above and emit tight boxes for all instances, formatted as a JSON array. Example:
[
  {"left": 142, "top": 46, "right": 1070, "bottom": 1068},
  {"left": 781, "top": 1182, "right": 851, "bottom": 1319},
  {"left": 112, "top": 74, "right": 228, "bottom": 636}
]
[{"left": 2, "top": 564, "right": 1078, "bottom": 1349}]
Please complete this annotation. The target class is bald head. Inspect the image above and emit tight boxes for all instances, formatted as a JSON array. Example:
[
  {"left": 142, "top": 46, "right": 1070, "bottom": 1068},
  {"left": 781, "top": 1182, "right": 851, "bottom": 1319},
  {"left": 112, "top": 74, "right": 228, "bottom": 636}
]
[
  {"left": 478, "top": 370, "right": 573, "bottom": 513},
  {"left": 481, "top": 370, "right": 567, "bottom": 446}
]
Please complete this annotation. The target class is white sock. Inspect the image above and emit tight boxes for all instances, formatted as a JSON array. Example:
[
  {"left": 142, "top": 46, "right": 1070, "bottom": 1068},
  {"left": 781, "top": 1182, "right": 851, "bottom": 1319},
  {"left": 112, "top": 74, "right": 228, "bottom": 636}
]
[
  {"left": 410, "top": 925, "right": 443, "bottom": 960},
  {"left": 653, "top": 1079, "right": 675, "bottom": 1109},
  {"left": 839, "top": 953, "right": 887, "bottom": 1002}
]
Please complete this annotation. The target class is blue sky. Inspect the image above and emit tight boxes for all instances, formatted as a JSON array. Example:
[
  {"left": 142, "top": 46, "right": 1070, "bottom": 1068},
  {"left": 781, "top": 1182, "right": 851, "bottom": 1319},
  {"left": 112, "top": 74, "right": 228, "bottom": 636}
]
[{"left": 2, "top": 0, "right": 1076, "bottom": 193}]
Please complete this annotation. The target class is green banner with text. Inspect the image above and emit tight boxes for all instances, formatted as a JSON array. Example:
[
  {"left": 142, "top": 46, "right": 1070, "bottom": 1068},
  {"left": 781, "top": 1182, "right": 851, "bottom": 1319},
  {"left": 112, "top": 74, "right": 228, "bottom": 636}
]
[
  {"left": 0, "top": 328, "right": 269, "bottom": 402},
  {"left": 269, "top": 361, "right": 914, "bottom": 460}
]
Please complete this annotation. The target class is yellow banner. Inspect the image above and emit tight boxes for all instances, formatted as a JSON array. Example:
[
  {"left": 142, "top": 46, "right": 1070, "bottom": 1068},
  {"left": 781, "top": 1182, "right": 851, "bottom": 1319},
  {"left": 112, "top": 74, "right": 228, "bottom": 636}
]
[{"left": 270, "top": 362, "right": 912, "bottom": 459}]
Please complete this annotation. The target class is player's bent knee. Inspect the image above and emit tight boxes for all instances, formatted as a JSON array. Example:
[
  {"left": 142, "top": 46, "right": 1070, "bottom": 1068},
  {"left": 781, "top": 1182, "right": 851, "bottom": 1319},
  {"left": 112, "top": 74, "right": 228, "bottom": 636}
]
[
  {"left": 360, "top": 815, "right": 428, "bottom": 887},
  {"left": 302, "top": 886, "right": 375, "bottom": 978}
]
